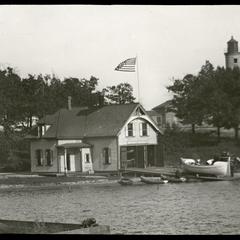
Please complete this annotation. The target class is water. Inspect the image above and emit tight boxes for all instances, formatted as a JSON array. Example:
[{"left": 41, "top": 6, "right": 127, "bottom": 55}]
[{"left": 0, "top": 180, "right": 240, "bottom": 234}]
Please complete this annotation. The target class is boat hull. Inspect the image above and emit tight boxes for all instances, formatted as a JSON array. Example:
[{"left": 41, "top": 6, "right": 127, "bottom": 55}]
[
  {"left": 118, "top": 178, "right": 133, "bottom": 186},
  {"left": 140, "top": 176, "right": 168, "bottom": 184},
  {"left": 181, "top": 158, "right": 230, "bottom": 176}
]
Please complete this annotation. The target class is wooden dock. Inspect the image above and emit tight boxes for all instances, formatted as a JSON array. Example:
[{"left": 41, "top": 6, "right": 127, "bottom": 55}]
[
  {"left": 196, "top": 174, "right": 240, "bottom": 181},
  {"left": 123, "top": 167, "right": 240, "bottom": 182}
]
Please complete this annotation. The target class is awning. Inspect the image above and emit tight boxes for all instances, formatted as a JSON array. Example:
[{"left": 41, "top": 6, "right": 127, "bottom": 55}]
[{"left": 56, "top": 142, "right": 92, "bottom": 148}]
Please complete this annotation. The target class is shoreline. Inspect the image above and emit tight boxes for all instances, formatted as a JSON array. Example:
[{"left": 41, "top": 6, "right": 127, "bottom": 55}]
[{"left": 0, "top": 173, "right": 121, "bottom": 190}]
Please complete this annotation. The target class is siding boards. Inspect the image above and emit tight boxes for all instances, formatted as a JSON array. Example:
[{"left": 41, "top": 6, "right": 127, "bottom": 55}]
[{"left": 86, "top": 137, "right": 118, "bottom": 171}]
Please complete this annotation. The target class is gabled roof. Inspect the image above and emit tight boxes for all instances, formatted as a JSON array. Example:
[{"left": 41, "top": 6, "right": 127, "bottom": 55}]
[
  {"left": 27, "top": 103, "right": 140, "bottom": 139},
  {"left": 146, "top": 110, "right": 160, "bottom": 116},
  {"left": 152, "top": 100, "right": 173, "bottom": 112}
]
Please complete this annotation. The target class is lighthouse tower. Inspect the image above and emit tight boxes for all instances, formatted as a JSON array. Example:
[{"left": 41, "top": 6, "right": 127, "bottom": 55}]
[{"left": 225, "top": 36, "right": 240, "bottom": 69}]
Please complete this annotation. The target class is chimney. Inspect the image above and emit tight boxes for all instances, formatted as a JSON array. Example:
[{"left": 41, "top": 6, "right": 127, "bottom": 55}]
[{"left": 68, "top": 96, "right": 72, "bottom": 110}]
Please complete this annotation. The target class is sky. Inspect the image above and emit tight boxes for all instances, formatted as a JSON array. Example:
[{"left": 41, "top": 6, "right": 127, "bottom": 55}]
[{"left": 0, "top": 5, "right": 240, "bottom": 110}]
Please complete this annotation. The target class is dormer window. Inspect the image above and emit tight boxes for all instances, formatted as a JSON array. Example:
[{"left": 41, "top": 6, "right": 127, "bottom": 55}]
[
  {"left": 38, "top": 124, "right": 50, "bottom": 137},
  {"left": 38, "top": 125, "right": 43, "bottom": 137},
  {"left": 38, "top": 125, "right": 45, "bottom": 137}
]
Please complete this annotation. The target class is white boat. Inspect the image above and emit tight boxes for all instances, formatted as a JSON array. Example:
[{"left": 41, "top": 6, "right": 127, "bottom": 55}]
[{"left": 180, "top": 157, "right": 231, "bottom": 177}]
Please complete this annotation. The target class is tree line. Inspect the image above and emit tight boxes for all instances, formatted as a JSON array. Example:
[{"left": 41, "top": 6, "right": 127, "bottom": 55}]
[
  {"left": 0, "top": 66, "right": 135, "bottom": 136},
  {"left": 167, "top": 61, "right": 240, "bottom": 139}
]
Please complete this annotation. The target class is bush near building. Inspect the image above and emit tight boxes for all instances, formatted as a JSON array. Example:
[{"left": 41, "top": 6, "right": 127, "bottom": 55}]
[{"left": 0, "top": 132, "right": 30, "bottom": 172}]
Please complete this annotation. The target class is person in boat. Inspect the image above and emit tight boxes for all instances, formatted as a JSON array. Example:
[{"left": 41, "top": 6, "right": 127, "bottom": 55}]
[
  {"left": 220, "top": 151, "right": 230, "bottom": 161},
  {"left": 196, "top": 159, "right": 201, "bottom": 165}
]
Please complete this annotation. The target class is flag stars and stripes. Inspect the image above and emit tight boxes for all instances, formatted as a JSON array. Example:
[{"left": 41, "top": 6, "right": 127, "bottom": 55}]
[{"left": 115, "top": 57, "right": 136, "bottom": 72}]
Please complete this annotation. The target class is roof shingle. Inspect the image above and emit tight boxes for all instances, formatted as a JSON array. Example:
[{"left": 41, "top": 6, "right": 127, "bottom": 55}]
[{"left": 29, "top": 103, "right": 139, "bottom": 139}]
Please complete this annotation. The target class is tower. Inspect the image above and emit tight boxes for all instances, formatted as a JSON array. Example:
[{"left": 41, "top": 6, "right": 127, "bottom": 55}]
[{"left": 225, "top": 36, "right": 240, "bottom": 69}]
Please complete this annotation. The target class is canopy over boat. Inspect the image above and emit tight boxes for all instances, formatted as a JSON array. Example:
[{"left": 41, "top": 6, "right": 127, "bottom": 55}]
[{"left": 181, "top": 157, "right": 231, "bottom": 177}]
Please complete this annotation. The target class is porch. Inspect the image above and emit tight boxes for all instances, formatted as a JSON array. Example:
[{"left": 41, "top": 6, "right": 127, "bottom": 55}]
[{"left": 56, "top": 142, "right": 93, "bottom": 174}]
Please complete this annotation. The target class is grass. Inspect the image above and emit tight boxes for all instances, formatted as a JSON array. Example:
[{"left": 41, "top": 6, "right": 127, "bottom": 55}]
[{"left": 163, "top": 131, "right": 240, "bottom": 169}]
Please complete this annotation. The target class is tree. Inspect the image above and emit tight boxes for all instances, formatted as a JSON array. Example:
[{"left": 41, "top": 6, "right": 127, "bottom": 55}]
[
  {"left": 103, "top": 83, "right": 135, "bottom": 104},
  {"left": 21, "top": 74, "right": 48, "bottom": 129},
  {"left": 220, "top": 67, "right": 240, "bottom": 139},
  {"left": 167, "top": 60, "right": 240, "bottom": 140},
  {"left": 0, "top": 67, "right": 23, "bottom": 136},
  {"left": 167, "top": 73, "right": 206, "bottom": 134}
]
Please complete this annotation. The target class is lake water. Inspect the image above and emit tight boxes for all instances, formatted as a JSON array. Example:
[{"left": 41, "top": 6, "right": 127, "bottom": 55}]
[{"left": 0, "top": 180, "right": 240, "bottom": 234}]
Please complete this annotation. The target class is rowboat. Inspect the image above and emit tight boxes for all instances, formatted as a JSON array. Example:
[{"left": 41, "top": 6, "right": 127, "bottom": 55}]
[
  {"left": 140, "top": 176, "right": 168, "bottom": 184},
  {"left": 180, "top": 157, "right": 231, "bottom": 177},
  {"left": 162, "top": 175, "right": 187, "bottom": 183},
  {"left": 0, "top": 218, "right": 107, "bottom": 234},
  {"left": 118, "top": 177, "right": 133, "bottom": 186}
]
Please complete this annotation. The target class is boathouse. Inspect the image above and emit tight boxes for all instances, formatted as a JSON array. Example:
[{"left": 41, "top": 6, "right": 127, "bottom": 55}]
[{"left": 26, "top": 102, "right": 164, "bottom": 174}]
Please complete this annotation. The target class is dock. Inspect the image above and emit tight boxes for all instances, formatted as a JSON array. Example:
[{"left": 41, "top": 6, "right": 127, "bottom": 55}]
[{"left": 123, "top": 167, "right": 240, "bottom": 182}]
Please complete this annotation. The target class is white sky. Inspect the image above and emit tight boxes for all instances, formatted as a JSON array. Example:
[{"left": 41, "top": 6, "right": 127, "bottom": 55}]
[{"left": 0, "top": 5, "right": 239, "bottom": 110}]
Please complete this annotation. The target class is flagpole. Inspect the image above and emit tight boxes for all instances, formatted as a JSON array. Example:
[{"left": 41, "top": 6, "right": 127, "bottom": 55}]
[{"left": 136, "top": 55, "right": 140, "bottom": 103}]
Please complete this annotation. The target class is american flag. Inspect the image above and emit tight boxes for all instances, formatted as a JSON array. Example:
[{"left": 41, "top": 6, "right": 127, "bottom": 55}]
[{"left": 115, "top": 57, "right": 136, "bottom": 72}]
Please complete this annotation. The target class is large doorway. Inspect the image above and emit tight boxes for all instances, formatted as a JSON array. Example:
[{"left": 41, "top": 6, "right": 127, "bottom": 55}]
[
  {"left": 120, "top": 145, "right": 157, "bottom": 169},
  {"left": 147, "top": 145, "right": 155, "bottom": 167},
  {"left": 136, "top": 146, "right": 144, "bottom": 168}
]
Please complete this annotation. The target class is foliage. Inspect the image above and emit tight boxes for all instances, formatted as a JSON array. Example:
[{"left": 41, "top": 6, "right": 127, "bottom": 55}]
[
  {"left": 163, "top": 131, "right": 240, "bottom": 167},
  {"left": 0, "top": 65, "right": 136, "bottom": 171},
  {"left": 167, "top": 60, "right": 240, "bottom": 139},
  {"left": 103, "top": 82, "right": 135, "bottom": 104}
]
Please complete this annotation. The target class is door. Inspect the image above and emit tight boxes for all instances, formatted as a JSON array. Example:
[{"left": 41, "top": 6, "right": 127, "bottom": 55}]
[
  {"left": 70, "top": 154, "right": 75, "bottom": 172},
  {"left": 136, "top": 146, "right": 144, "bottom": 168},
  {"left": 66, "top": 153, "right": 76, "bottom": 172},
  {"left": 60, "top": 155, "right": 65, "bottom": 172},
  {"left": 127, "top": 146, "right": 136, "bottom": 168},
  {"left": 147, "top": 145, "right": 155, "bottom": 167}
]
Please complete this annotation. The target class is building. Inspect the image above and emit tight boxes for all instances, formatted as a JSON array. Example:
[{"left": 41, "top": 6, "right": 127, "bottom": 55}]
[
  {"left": 151, "top": 36, "right": 240, "bottom": 131},
  {"left": 151, "top": 100, "right": 180, "bottom": 129},
  {"left": 225, "top": 36, "right": 240, "bottom": 69},
  {"left": 26, "top": 101, "right": 164, "bottom": 174}
]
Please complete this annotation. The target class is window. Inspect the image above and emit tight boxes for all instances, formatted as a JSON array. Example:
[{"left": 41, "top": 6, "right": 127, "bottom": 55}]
[
  {"left": 85, "top": 153, "right": 90, "bottom": 163},
  {"left": 142, "top": 122, "right": 148, "bottom": 136},
  {"left": 36, "top": 149, "right": 43, "bottom": 166},
  {"left": 234, "top": 58, "right": 238, "bottom": 63},
  {"left": 38, "top": 126, "right": 43, "bottom": 137},
  {"left": 45, "top": 149, "right": 53, "bottom": 166},
  {"left": 127, "top": 123, "right": 133, "bottom": 137},
  {"left": 103, "top": 148, "right": 111, "bottom": 164},
  {"left": 38, "top": 125, "right": 46, "bottom": 137}
]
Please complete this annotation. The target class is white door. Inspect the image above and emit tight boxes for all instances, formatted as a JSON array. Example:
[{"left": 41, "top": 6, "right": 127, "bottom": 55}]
[
  {"left": 60, "top": 155, "right": 65, "bottom": 172},
  {"left": 70, "top": 154, "right": 75, "bottom": 172}
]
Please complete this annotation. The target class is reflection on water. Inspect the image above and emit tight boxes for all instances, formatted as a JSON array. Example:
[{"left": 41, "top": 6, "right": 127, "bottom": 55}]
[{"left": 0, "top": 181, "right": 240, "bottom": 234}]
